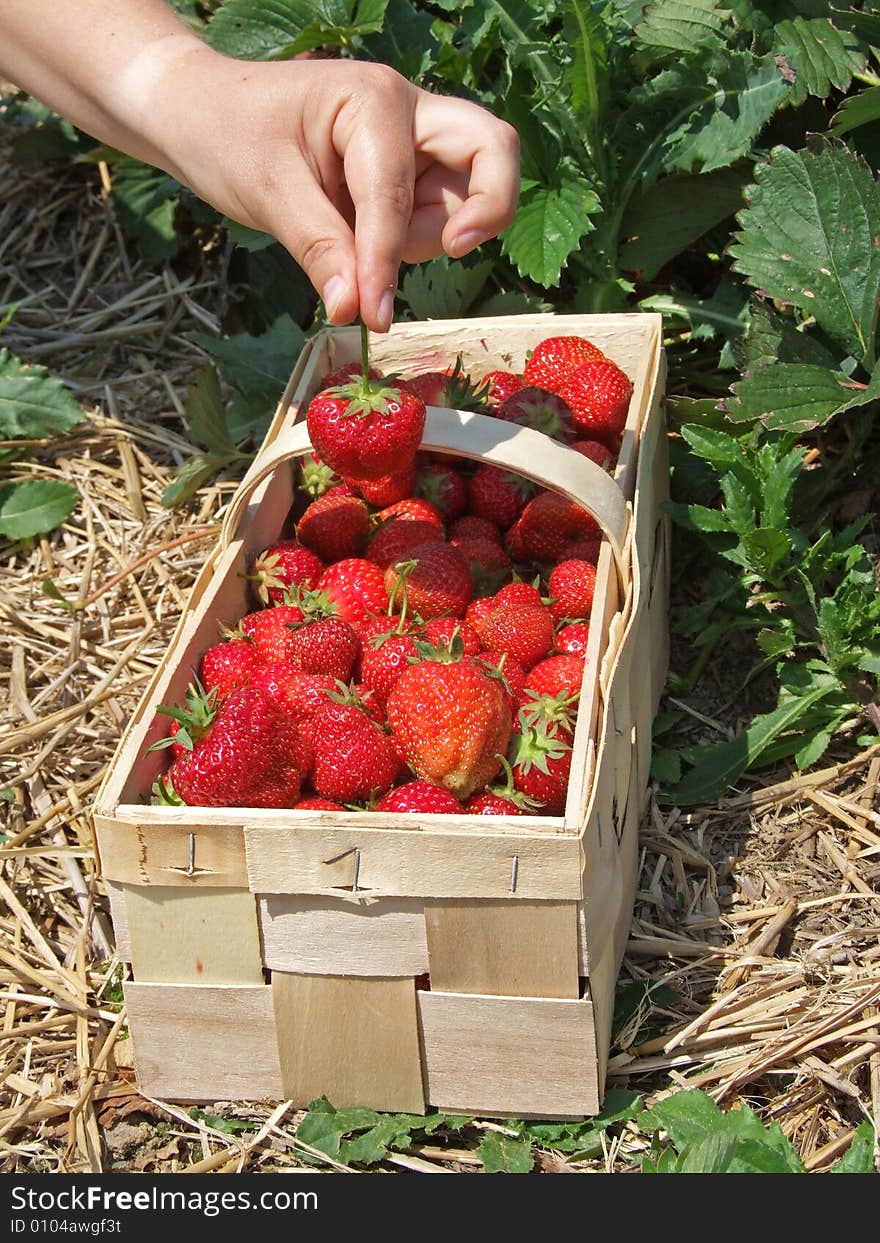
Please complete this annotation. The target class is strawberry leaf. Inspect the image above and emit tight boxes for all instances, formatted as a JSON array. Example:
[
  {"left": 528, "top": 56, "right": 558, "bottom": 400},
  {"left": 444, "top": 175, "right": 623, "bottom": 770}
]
[
  {"left": 771, "top": 17, "right": 864, "bottom": 109},
  {"left": 726, "top": 361, "right": 880, "bottom": 431},
  {"left": 0, "top": 479, "right": 77, "bottom": 540},
  {"left": 0, "top": 347, "right": 84, "bottom": 443},
  {"left": 206, "top": 0, "right": 388, "bottom": 59},
  {"left": 501, "top": 168, "right": 600, "bottom": 288},
  {"left": 477, "top": 1132, "right": 534, "bottom": 1174}
]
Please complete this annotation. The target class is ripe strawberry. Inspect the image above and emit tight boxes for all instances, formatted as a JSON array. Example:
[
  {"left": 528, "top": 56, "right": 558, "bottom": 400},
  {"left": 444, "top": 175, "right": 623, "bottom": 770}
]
[
  {"left": 454, "top": 537, "right": 511, "bottom": 597},
  {"left": 483, "top": 369, "right": 524, "bottom": 410},
  {"left": 250, "top": 604, "right": 305, "bottom": 664},
  {"left": 548, "top": 558, "right": 597, "bottom": 622},
  {"left": 564, "top": 539, "right": 602, "bottom": 563},
  {"left": 464, "top": 596, "right": 496, "bottom": 632},
  {"left": 468, "top": 465, "right": 536, "bottom": 528},
  {"left": 359, "top": 628, "right": 421, "bottom": 707},
  {"left": 286, "top": 617, "right": 359, "bottom": 681},
  {"left": 311, "top": 701, "right": 399, "bottom": 802},
  {"left": 385, "top": 543, "right": 472, "bottom": 621},
  {"left": 523, "top": 335, "right": 605, "bottom": 394},
  {"left": 294, "top": 796, "right": 346, "bottom": 811},
  {"left": 163, "top": 683, "right": 302, "bottom": 808},
  {"left": 557, "top": 359, "right": 633, "bottom": 444},
  {"left": 516, "top": 493, "right": 601, "bottom": 562},
  {"left": 571, "top": 438, "right": 616, "bottom": 471},
  {"left": 496, "top": 386, "right": 577, "bottom": 441},
  {"left": 345, "top": 463, "right": 417, "bottom": 507},
  {"left": 307, "top": 374, "right": 425, "bottom": 480},
  {"left": 387, "top": 660, "right": 512, "bottom": 799},
  {"left": 416, "top": 461, "right": 468, "bottom": 521},
  {"left": 477, "top": 650, "right": 528, "bottom": 716},
  {"left": 423, "top": 617, "right": 481, "bottom": 656},
  {"left": 199, "top": 639, "right": 261, "bottom": 699},
  {"left": 494, "top": 581, "right": 545, "bottom": 610},
  {"left": 366, "top": 518, "right": 444, "bottom": 572},
  {"left": 299, "top": 451, "right": 339, "bottom": 499},
  {"left": 503, "top": 516, "right": 529, "bottom": 563},
  {"left": 477, "top": 599, "right": 555, "bottom": 670},
  {"left": 509, "top": 721, "right": 573, "bottom": 815},
  {"left": 167, "top": 718, "right": 189, "bottom": 761},
  {"left": 249, "top": 539, "right": 324, "bottom": 606},
  {"left": 376, "top": 496, "right": 444, "bottom": 528},
  {"left": 317, "top": 558, "right": 389, "bottom": 629},
  {"left": 403, "top": 357, "right": 490, "bottom": 411},
  {"left": 298, "top": 489, "right": 370, "bottom": 562},
  {"left": 449, "top": 514, "right": 501, "bottom": 545},
  {"left": 236, "top": 611, "right": 263, "bottom": 641},
  {"left": 319, "top": 362, "right": 382, "bottom": 387},
  {"left": 376, "top": 781, "right": 462, "bottom": 814},
  {"left": 520, "top": 654, "right": 584, "bottom": 736},
  {"left": 462, "top": 756, "right": 538, "bottom": 815},
  {"left": 555, "top": 622, "right": 591, "bottom": 658}
]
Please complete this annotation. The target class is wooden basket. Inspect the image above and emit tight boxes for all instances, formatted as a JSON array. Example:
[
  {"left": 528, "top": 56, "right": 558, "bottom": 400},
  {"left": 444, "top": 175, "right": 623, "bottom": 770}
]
[{"left": 92, "top": 313, "right": 668, "bottom": 1118}]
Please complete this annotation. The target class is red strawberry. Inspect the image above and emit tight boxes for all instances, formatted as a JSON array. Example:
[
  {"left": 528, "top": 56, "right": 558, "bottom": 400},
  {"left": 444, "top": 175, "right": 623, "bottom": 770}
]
[
  {"left": 199, "top": 639, "right": 261, "bottom": 699},
  {"left": 464, "top": 596, "right": 496, "bottom": 632},
  {"left": 306, "top": 376, "right": 425, "bottom": 480},
  {"left": 509, "top": 721, "right": 573, "bottom": 815},
  {"left": 286, "top": 617, "right": 359, "bottom": 681},
  {"left": 519, "top": 654, "right": 585, "bottom": 736},
  {"left": 516, "top": 493, "right": 601, "bottom": 562},
  {"left": 317, "top": 558, "right": 389, "bottom": 629},
  {"left": 449, "top": 514, "right": 501, "bottom": 545},
  {"left": 463, "top": 755, "right": 538, "bottom": 815},
  {"left": 523, "top": 335, "right": 605, "bottom": 394},
  {"left": 483, "top": 369, "right": 524, "bottom": 410},
  {"left": 250, "top": 604, "right": 305, "bottom": 664},
  {"left": 496, "top": 386, "right": 577, "bottom": 441},
  {"left": 387, "top": 660, "right": 512, "bottom": 799},
  {"left": 494, "top": 581, "right": 545, "bottom": 609},
  {"left": 319, "top": 362, "right": 382, "bottom": 387},
  {"left": 385, "top": 543, "right": 472, "bottom": 621},
  {"left": 556, "top": 621, "right": 591, "bottom": 658},
  {"left": 249, "top": 539, "right": 324, "bottom": 606},
  {"left": 557, "top": 359, "right": 633, "bottom": 444},
  {"left": 366, "top": 518, "right": 444, "bottom": 572},
  {"left": 163, "top": 683, "right": 302, "bottom": 808},
  {"left": 237, "top": 611, "right": 263, "bottom": 641},
  {"left": 311, "top": 701, "right": 399, "bottom": 802},
  {"left": 454, "top": 537, "right": 512, "bottom": 597},
  {"left": 423, "top": 617, "right": 482, "bottom": 656},
  {"left": 345, "top": 463, "right": 417, "bottom": 507},
  {"left": 294, "top": 796, "right": 346, "bottom": 811},
  {"left": 359, "top": 629, "right": 421, "bottom": 707},
  {"left": 416, "top": 461, "right": 468, "bottom": 521},
  {"left": 168, "top": 718, "right": 189, "bottom": 761},
  {"left": 376, "top": 496, "right": 444, "bottom": 528},
  {"left": 571, "top": 439, "right": 617, "bottom": 471},
  {"left": 403, "top": 357, "right": 490, "bottom": 411},
  {"left": 548, "top": 559, "right": 597, "bottom": 622},
  {"left": 477, "top": 599, "right": 555, "bottom": 670},
  {"left": 376, "top": 781, "right": 462, "bottom": 814},
  {"left": 477, "top": 650, "right": 528, "bottom": 716},
  {"left": 564, "top": 539, "right": 602, "bottom": 563},
  {"left": 468, "top": 465, "right": 536, "bottom": 528},
  {"left": 297, "top": 490, "right": 369, "bottom": 562}
]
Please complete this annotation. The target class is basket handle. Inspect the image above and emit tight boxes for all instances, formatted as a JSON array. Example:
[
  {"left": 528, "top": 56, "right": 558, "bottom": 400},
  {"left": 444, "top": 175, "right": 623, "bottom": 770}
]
[{"left": 220, "top": 406, "right": 631, "bottom": 580}]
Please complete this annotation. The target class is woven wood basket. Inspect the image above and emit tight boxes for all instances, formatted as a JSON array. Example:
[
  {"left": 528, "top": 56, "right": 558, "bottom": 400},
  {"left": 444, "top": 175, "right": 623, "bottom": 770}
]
[{"left": 93, "top": 312, "right": 668, "bottom": 1118}]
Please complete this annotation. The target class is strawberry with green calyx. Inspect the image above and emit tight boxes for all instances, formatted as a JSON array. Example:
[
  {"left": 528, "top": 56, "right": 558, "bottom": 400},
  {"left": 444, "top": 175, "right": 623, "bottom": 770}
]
[
  {"left": 463, "top": 755, "right": 539, "bottom": 816},
  {"left": 475, "top": 597, "right": 555, "bottom": 671},
  {"left": 150, "top": 678, "right": 220, "bottom": 756},
  {"left": 555, "top": 621, "right": 591, "bottom": 658},
  {"left": 467, "top": 465, "right": 537, "bottom": 529},
  {"left": 199, "top": 639, "right": 262, "bottom": 700},
  {"left": 516, "top": 492, "right": 601, "bottom": 563},
  {"left": 483, "top": 369, "right": 524, "bottom": 410},
  {"left": 151, "top": 772, "right": 186, "bottom": 806},
  {"left": 449, "top": 514, "right": 501, "bottom": 546},
  {"left": 496, "top": 386, "right": 577, "bottom": 441},
  {"left": 250, "top": 604, "right": 306, "bottom": 664},
  {"left": 317, "top": 558, "right": 389, "bottom": 629},
  {"left": 558, "top": 358, "right": 633, "bottom": 445},
  {"left": 571, "top": 439, "right": 616, "bottom": 471},
  {"left": 359, "top": 627, "right": 421, "bottom": 707},
  {"left": 423, "top": 616, "right": 481, "bottom": 656},
  {"left": 476, "top": 649, "right": 527, "bottom": 716},
  {"left": 249, "top": 539, "right": 325, "bottom": 606},
  {"left": 387, "top": 659, "right": 512, "bottom": 799},
  {"left": 319, "top": 362, "right": 383, "bottom": 388},
  {"left": 454, "top": 537, "right": 512, "bottom": 597},
  {"left": 494, "top": 580, "right": 546, "bottom": 609},
  {"left": 524, "top": 653, "right": 585, "bottom": 703},
  {"left": 286, "top": 616, "right": 360, "bottom": 681},
  {"left": 523, "top": 335, "right": 605, "bottom": 394},
  {"left": 509, "top": 717, "right": 573, "bottom": 815},
  {"left": 548, "top": 558, "right": 597, "bottom": 623},
  {"left": 307, "top": 324, "right": 425, "bottom": 481},
  {"left": 366, "top": 517, "right": 444, "bottom": 573},
  {"left": 376, "top": 496, "right": 444, "bottom": 528},
  {"left": 415, "top": 460, "right": 468, "bottom": 522},
  {"left": 403, "top": 356, "right": 491, "bottom": 412},
  {"left": 518, "top": 672, "right": 582, "bottom": 740},
  {"left": 297, "top": 488, "right": 370, "bottom": 563},
  {"left": 376, "top": 781, "right": 462, "bottom": 814},
  {"left": 385, "top": 543, "right": 472, "bottom": 621},
  {"left": 345, "top": 463, "right": 417, "bottom": 508},
  {"left": 310, "top": 699, "right": 400, "bottom": 802},
  {"left": 299, "top": 452, "right": 339, "bottom": 499},
  {"left": 294, "top": 796, "right": 346, "bottom": 811}
]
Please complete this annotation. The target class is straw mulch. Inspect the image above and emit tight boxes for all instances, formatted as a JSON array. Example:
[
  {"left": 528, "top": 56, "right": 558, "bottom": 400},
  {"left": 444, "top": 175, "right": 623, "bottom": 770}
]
[{"left": 1, "top": 143, "right": 878, "bottom": 1175}]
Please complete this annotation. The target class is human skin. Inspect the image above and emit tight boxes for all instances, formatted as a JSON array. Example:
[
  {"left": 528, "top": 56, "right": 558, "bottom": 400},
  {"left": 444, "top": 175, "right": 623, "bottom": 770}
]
[{"left": 0, "top": 0, "right": 520, "bottom": 331}]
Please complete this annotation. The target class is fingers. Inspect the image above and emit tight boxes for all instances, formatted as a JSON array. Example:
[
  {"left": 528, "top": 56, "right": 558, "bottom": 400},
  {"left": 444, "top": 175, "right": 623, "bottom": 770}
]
[{"left": 403, "top": 165, "right": 468, "bottom": 264}]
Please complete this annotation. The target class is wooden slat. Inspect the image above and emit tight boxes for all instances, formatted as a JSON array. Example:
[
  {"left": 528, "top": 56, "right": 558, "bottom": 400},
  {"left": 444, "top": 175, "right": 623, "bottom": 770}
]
[
  {"left": 259, "top": 894, "right": 428, "bottom": 976},
  {"left": 272, "top": 973, "right": 425, "bottom": 1113},
  {"left": 125, "top": 886, "right": 263, "bottom": 984},
  {"left": 94, "top": 815, "right": 247, "bottom": 887},
  {"left": 244, "top": 824, "right": 583, "bottom": 899},
  {"left": 418, "top": 990, "right": 599, "bottom": 1118},
  {"left": 124, "top": 983, "right": 282, "bottom": 1101},
  {"left": 423, "top": 900, "right": 579, "bottom": 998},
  {"left": 104, "top": 881, "right": 131, "bottom": 961}
]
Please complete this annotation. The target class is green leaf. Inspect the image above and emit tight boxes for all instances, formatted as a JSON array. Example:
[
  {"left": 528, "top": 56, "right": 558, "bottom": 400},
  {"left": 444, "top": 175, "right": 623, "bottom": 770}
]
[
  {"left": 829, "top": 1120, "right": 877, "bottom": 1173},
  {"left": 501, "top": 171, "right": 600, "bottom": 287},
  {"left": 161, "top": 451, "right": 240, "bottom": 508},
  {"left": 651, "top": 746, "right": 682, "bottom": 784},
  {"left": 829, "top": 5, "right": 880, "bottom": 46},
  {"left": 363, "top": 0, "right": 436, "bottom": 77},
  {"left": 398, "top": 255, "right": 493, "bottom": 320},
  {"left": 0, "top": 479, "right": 78, "bottom": 539},
  {"left": 729, "top": 140, "right": 880, "bottom": 367},
  {"left": 830, "top": 85, "right": 880, "bottom": 137},
  {"left": 207, "top": 0, "right": 388, "bottom": 59},
  {"left": 563, "top": 0, "right": 608, "bottom": 123},
  {"left": 643, "top": 1089, "right": 805, "bottom": 1173},
  {"left": 733, "top": 300, "right": 840, "bottom": 373},
  {"left": 794, "top": 721, "right": 837, "bottom": 770},
  {"left": 621, "top": 167, "right": 747, "bottom": 278},
  {"left": 110, "top": 158, "right": 181, "bottom": 261},
  {"left": 189, "top": 314, "right": 303, "bottom": 397},
  {"left": 674, "top": 1132, "right": 739, "bottom": 1173},
  {"left": 641, "top": 281, "right": 750, "bottom": 342},
  {"left": 773, "top": 17, "right": 864, "bottom": 108},
  {"left": 742, "top": 526, "right": 791, "bottom": 577},
  {"left": 728, "top": 362, "right": 880, "bottom": 431},
  {"left": 634, "top": 0, "right": 726, "bottom": 59},
  {"left": 223, "top": 218, "right": 275, "bottom": 251},
  {"left": 679, "top": 424, "right": 746, "bottom": 470},
  {"left": 182, "top": 367, "right": 234, "bottom": 453},
  {"left": 0, "top": 348, "right": 84, "bottom": 443},
  {"left": 477, "top": 1132, "right": 535, "bottom": 1173}
]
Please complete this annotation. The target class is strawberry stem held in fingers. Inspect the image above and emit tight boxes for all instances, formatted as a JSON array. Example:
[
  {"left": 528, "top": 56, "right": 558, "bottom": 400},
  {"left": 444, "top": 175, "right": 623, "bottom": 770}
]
[{"left": 306, "top": 323, "right": 426, "bottom": 481}]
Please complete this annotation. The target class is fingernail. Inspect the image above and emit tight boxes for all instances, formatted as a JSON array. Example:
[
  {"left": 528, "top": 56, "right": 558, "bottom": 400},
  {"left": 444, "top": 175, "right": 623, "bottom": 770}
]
[
  {"left": 448, "top": 229, "right": 485, "bottom": 258},
  {"left": 377, "top": 289, "right": 395, "bottom": 333},
  {"left": 322, "top": 275, "right": 347, "bottom": 321}
]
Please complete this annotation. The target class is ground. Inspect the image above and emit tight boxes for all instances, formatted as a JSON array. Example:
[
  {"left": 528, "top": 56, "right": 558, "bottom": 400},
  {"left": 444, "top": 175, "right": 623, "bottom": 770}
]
[{"left": 1, "top": 143, "right": 878, "bottom": 1175}]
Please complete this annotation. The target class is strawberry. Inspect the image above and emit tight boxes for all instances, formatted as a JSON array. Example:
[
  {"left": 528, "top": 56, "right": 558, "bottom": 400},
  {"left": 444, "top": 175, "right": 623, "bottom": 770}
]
[
  {"left": 345, "top": 463, "right": 417, "bottom": 507},
  {"left": 555, "top": 621, "right": 591, "bottom": 658},
  {"left": 519, "top": 654, "right": 584, "bottom": 736},
  {"left": 509, "top": 720, "right": 573, "bottom": 815},
  {"left": 376, "top": 781, "right": 462, "bottom": 814},
  {"left": 557, "top": 359, "right": 633, "bottom": 444},
  {"left": 319, "top": 362, "right": 382, "bottom": 387},
  {"left": 463, "top": 756, "right": 538, "bottom": 815},
  {"left": 317, "top": 558, "right": 389, "bottom": 629},
  {"left": 483, "top": 369, "right": 524, "bottom": 410},
  {"left": 454, "top": 537, "right": 512, "bottom": 597},
  {"left": 294, "top": 796, "right": 346, "bottom": 811},
  {"left": 286, "top": 617, "right": 359, "bottom": 681},
  {"left": 376, "top": 496, "right": 444, "bottom": 528},
  {"left": 366, "top": 517, "right": 444, "bottom": 573},
  {"left": 548, "top": 558, "right": 597, "bottom": 622},
  {"left": 387, "top": 660, "right": 512, "bottom": 799},
  {"left": 359, "top": 628, "right": 421, "bottom": 707},
  {"left": 496, "top": 386, "right": 577, "bottom": 441},
  {"left": 494, "top": 581, "right": 545, "bottom": 610},
  {"left": 571, "top": 438, "right": 617, "bottom": 471},
  {"left": 235, "top": 611, "right": 263, "bottom": 641},
  {"left": 249, "top": 539, "right": 324, "bottom": 606},
  {"left": 476, "top": 599, "right": 555, "bottom": 670},
  {"left": 516, "top": 493, "right": 601, "bottom": 562},
  {"left": 307, "top": 372, "right": 425, "bottom": 480},
  {"left": 311, "top": 701, "right": 399, "bottom": 802},
  {"left": 449, "top": 514, "right": 501, "bottom": 545},
  {"left": 523, "top": 335, "right": 605, "bottom": 394},
  {"left": 403, "top": 357, "right": 490, "bottom": 411},
  {"left": 297, "top": 489, "right": 370, "bottom": 562},
  {"left": 250, "top": 604, "right": 305, "bottom": 664},
  {"left": 385, "top": 543, "right": 472, "bottom": 621},
  {"left": 162, "top": 683, "right": 302, "bottom": 808},
  {"left": 477, "top": 650, "right": 528, "bottom": 716},
  {"left": 299, "top": 452, "right": 339, "bottom": 499},
  {"left": 423, "top": 616, "right": 482, "bottom": 656},
  {"left": 468, "top": 465, "right": 536, "bottom": 528},
  {"left": 415, "top": 461, "right": 468, "bottom": 521},
  {"left": 199, "top": 639, "right": 261, "bottom": 699},
  {"left": 464, "top": 596, "right": 496, "bottom": 632}
]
